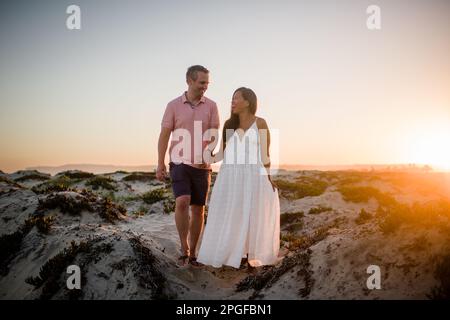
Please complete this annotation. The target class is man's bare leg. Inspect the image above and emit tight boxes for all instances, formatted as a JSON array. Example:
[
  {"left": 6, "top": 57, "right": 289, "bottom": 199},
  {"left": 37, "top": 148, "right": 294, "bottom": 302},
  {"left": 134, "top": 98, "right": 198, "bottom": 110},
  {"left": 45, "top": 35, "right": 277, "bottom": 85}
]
[
  {"left": 175, "top": 195, "right": 191, "bottom": 264},
  {"left": 189, "top": 205, "right": 205, "bottom": 259}
]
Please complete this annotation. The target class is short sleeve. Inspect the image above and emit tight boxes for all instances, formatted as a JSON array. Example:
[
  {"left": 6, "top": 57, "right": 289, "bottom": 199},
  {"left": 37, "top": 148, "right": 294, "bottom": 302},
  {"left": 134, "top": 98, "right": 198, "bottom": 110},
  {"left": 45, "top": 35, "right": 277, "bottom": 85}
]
[
  {"left": 210, "top": 102, "right": 220, "bottom": 129},
  {"left": 161, "top": 103, "right": 174, "bottom": 131}
]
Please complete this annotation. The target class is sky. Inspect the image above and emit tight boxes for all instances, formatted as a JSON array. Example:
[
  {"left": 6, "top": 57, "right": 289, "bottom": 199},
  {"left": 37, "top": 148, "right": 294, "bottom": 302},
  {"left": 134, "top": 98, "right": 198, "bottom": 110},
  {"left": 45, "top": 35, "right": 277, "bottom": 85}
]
[{"left": 1, "top": 0, "right": 449, "bottom": 173}]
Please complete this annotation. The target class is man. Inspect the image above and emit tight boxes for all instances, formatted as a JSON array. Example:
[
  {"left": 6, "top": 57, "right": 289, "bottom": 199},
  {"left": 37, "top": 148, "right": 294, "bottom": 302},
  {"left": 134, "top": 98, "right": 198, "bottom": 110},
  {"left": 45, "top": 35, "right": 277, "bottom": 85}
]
[{"left": 156, "top": 65, "right": 220, "bottom": 266}]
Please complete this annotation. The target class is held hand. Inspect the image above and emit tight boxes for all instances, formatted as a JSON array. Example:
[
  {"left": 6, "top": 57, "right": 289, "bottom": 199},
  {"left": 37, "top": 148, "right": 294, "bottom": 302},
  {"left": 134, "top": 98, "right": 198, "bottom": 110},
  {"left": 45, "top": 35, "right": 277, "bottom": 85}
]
[
  {"left": 203, "top": 150, "right": 216, "bottom": 165},
  {"left": 156, "top": 164, "right": 167, "bottom": 181}
]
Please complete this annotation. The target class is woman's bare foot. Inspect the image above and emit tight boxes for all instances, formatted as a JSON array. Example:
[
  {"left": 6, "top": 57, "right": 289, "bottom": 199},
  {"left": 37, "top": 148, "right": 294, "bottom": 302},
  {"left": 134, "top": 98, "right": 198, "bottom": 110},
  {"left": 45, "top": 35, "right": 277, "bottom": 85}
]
[
  {"left": 239, "top": 257, "right": 248, "bottom": 269},
  {"left": 188, "top": 256, "right": 204, "bottom": 267},
  {"left": 246, "top": 263, "right": 257, "bottom": 274}
]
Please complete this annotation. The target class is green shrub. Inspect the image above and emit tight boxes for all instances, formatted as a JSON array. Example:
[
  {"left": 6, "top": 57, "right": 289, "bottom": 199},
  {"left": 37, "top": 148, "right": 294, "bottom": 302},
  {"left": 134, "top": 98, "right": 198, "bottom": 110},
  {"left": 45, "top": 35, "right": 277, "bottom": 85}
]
[
  {"left": 377, "top": 200, "right": 450, "bottom": 234},
  {"left": 15, "top": 174, "right": 50, "bottom": 182},
  {"left": 337, "top": 186, "right": 380, "bottom": 203},
  {"left": 281, "top": 232, "right": 297, "bottom": 243},
  {"left": 98, "top": 198, "right": 127, "bottom": 222},
  {"left": 0, "top": 226, "right": 31, "bottom": 275},
  {"left": 86, "top": 176, "right": 117, "bottom": 191},
  {"left": 38, "top": 193, "right": 93, "bottom": 216},
  {"left": 142, "top": 188, "right": 166, "bottom": 204},
  {"left": 102, "top": 190, "right": 116, "bottom": 202},
  {"left": 26, "top": 215, "right": 56, "bottom": 234},
  {"left": 31, "top": 175, "right": 77, "bottom": 194},
  {"left": 355, "top": 209, "right": 372, "bottom": 225},
  {"left": 163, "top": 199, "right": 175, "bottom": 214},
  {"left": 122, "top": 172, "right": 156, "bottom": 182},
  {"left": 129, "top": 237, "right": 171, "bottom": 299},
  {"left": 429, "top": 253, "right": 450, "bottom": 299},
  {"left": 0, "top": 215, "right": 55, "bottom": 275},
  {"left": 132, "top": 205, "right": 147, "bottom": 217},
  {"left": 25, "top": 239, "right": 113, "bottom": 299},
  {"left": 0, "top": 175, "right": 22, "bottom": 188},
  {"left": 284, "top": 222, "right": 304, "bottom": 232},
  {"left": 308, "top": 205, "right": 333, "bottom": 215},
  {"left": 275, "top": 177, "right": 328, "bottom": 199},
  {"left": 25, "top": 241, "right": 90, "bottom": 288},
  {"left": 56, "top": 171, "right": 94, "bottom": 179},
  {"left": 280, "top": 211, "right": 304, "bottom": 225},
  {"left": 116, "top": 195, "right": 141, "bottom": 202},
  {"left": 337, "top": 185, "right": 397, "bottom": 207}
]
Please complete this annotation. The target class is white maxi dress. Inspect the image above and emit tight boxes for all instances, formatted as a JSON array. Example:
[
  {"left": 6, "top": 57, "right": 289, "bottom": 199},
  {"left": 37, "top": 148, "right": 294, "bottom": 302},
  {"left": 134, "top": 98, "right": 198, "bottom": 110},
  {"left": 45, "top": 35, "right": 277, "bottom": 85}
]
[{"left": 197, "top": 120, "right": 280, "bottom": 268}]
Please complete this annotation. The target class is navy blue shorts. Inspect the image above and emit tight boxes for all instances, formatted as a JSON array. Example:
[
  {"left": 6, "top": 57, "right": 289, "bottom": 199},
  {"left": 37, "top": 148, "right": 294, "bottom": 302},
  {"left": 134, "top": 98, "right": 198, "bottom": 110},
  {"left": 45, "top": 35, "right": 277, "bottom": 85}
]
[{"left": 169, "top": 162, "right": 212, "bottom": 206}]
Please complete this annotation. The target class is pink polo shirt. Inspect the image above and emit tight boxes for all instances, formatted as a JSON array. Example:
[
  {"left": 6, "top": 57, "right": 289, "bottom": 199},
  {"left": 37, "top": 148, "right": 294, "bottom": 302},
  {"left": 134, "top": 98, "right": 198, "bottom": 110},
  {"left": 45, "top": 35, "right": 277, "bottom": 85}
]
[{"left": 161, "top": 92, "right": 220, "bottom": 168}]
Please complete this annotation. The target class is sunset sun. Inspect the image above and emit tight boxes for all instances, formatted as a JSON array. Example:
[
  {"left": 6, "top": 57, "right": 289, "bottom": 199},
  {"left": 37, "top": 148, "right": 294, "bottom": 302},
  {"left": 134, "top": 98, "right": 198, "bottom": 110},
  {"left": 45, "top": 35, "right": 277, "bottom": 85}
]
[{"left": 407, "top": 128, "right": 450, "bottom": 171}]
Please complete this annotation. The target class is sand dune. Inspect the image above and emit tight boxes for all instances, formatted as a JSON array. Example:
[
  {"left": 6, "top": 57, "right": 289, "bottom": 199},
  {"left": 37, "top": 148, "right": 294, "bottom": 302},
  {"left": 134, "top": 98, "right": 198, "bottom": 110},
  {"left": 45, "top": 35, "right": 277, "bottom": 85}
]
[{"left": 1, "top": 169, "right": 449, "bottom": 299}]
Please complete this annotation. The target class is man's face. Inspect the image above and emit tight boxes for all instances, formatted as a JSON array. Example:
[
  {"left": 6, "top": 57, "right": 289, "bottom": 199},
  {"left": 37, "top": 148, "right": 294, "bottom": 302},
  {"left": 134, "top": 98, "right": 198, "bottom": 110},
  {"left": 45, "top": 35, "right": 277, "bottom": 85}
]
[{"left": 188, "top": 72, "right": 209, "bottom": 97}]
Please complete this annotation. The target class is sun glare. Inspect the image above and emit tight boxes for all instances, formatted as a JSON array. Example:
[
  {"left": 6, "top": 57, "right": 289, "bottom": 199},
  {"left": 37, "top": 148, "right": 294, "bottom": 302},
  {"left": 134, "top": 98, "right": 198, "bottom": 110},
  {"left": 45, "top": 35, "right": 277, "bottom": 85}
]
[{"left": 407, "top": 127, "right": 450, "bottom": 171}]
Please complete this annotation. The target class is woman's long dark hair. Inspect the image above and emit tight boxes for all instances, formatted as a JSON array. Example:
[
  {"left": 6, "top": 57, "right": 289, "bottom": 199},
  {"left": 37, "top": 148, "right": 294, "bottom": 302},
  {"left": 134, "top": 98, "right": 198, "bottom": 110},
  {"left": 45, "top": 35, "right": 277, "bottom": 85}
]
[{"left": 222, "top": 87, "right": 258, "bottom": 146}]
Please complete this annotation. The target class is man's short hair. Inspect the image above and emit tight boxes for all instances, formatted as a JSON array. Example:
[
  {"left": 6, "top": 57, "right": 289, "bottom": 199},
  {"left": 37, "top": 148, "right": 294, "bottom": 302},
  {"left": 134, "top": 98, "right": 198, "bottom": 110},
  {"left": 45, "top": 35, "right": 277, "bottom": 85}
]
[{"left": 186, "top": 65, "right": 209, "bottom": 81}]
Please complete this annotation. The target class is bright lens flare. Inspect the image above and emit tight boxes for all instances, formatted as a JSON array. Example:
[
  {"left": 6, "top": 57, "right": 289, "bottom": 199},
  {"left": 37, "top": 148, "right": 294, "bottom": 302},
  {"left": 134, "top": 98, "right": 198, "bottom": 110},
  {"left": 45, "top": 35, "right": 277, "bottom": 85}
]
[{"left": 408, "top": 128, "right": 450, "bottom": 171}]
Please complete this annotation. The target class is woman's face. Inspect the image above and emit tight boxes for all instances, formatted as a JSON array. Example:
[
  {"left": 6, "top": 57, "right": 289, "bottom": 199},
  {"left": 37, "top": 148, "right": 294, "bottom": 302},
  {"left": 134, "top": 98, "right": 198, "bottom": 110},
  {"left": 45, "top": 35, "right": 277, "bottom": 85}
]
[{"left": 231, "top": 90, "right": 249, "bottom": 114}]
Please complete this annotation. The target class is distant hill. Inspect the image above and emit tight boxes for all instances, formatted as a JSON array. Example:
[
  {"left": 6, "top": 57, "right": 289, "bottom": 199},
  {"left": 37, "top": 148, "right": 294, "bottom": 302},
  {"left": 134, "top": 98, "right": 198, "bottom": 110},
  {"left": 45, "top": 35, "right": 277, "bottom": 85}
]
[
  {"left": 19, "top": 163, "right": 436, "bottom": 176},
  {"left": 277, "top": 163, "right": 434, "bottom": 172},
  {"left": 25, "top": 164, "right": 157, "bottom": 176}
]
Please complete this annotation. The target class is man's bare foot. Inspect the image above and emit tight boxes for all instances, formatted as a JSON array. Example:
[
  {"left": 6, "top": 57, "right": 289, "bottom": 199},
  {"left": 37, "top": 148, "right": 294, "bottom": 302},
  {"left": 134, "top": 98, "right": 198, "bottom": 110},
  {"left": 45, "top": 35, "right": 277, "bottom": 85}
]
[{"left": 177, "top": 255, "right": 189, "bottom": 267}]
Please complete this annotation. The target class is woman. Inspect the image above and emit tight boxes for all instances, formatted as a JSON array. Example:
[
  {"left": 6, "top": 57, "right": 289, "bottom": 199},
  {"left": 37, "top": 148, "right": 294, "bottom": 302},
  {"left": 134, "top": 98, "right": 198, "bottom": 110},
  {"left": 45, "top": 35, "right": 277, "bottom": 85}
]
[{"left": 197, "top": 87, "right": 280, "bottom": 269}]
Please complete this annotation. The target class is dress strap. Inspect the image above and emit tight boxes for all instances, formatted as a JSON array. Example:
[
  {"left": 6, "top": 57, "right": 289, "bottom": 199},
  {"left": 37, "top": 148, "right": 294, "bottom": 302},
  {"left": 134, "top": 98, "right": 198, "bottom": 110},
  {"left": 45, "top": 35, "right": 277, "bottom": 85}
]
[{"left": 252, "top": 117, "right": 258, "bottom": 130}]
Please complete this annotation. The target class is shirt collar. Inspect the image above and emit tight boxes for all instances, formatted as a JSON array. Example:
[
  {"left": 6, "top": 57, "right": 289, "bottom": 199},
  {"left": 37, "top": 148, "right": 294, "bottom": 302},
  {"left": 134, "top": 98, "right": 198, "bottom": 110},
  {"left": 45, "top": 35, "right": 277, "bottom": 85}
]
[{"left": 182, "top": 91, "right": 206, "bottom": 106}]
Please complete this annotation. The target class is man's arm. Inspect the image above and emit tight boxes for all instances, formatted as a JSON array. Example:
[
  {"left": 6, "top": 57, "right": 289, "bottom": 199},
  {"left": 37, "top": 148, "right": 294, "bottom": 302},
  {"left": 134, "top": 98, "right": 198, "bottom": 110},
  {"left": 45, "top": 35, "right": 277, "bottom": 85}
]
[{"left": 156, "top": 127, "right": 171, "bottom": 181}]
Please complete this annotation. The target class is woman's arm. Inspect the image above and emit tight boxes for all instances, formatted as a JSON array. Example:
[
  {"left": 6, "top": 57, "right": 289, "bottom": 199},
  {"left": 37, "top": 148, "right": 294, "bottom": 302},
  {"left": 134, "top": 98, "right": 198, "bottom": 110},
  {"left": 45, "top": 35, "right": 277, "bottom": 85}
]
[
  {"left": 257, "top": 118, "right": 276, "bottom": 191},
  {"left": 256, "top": 118, "right": 270, "bottom": 168}
]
